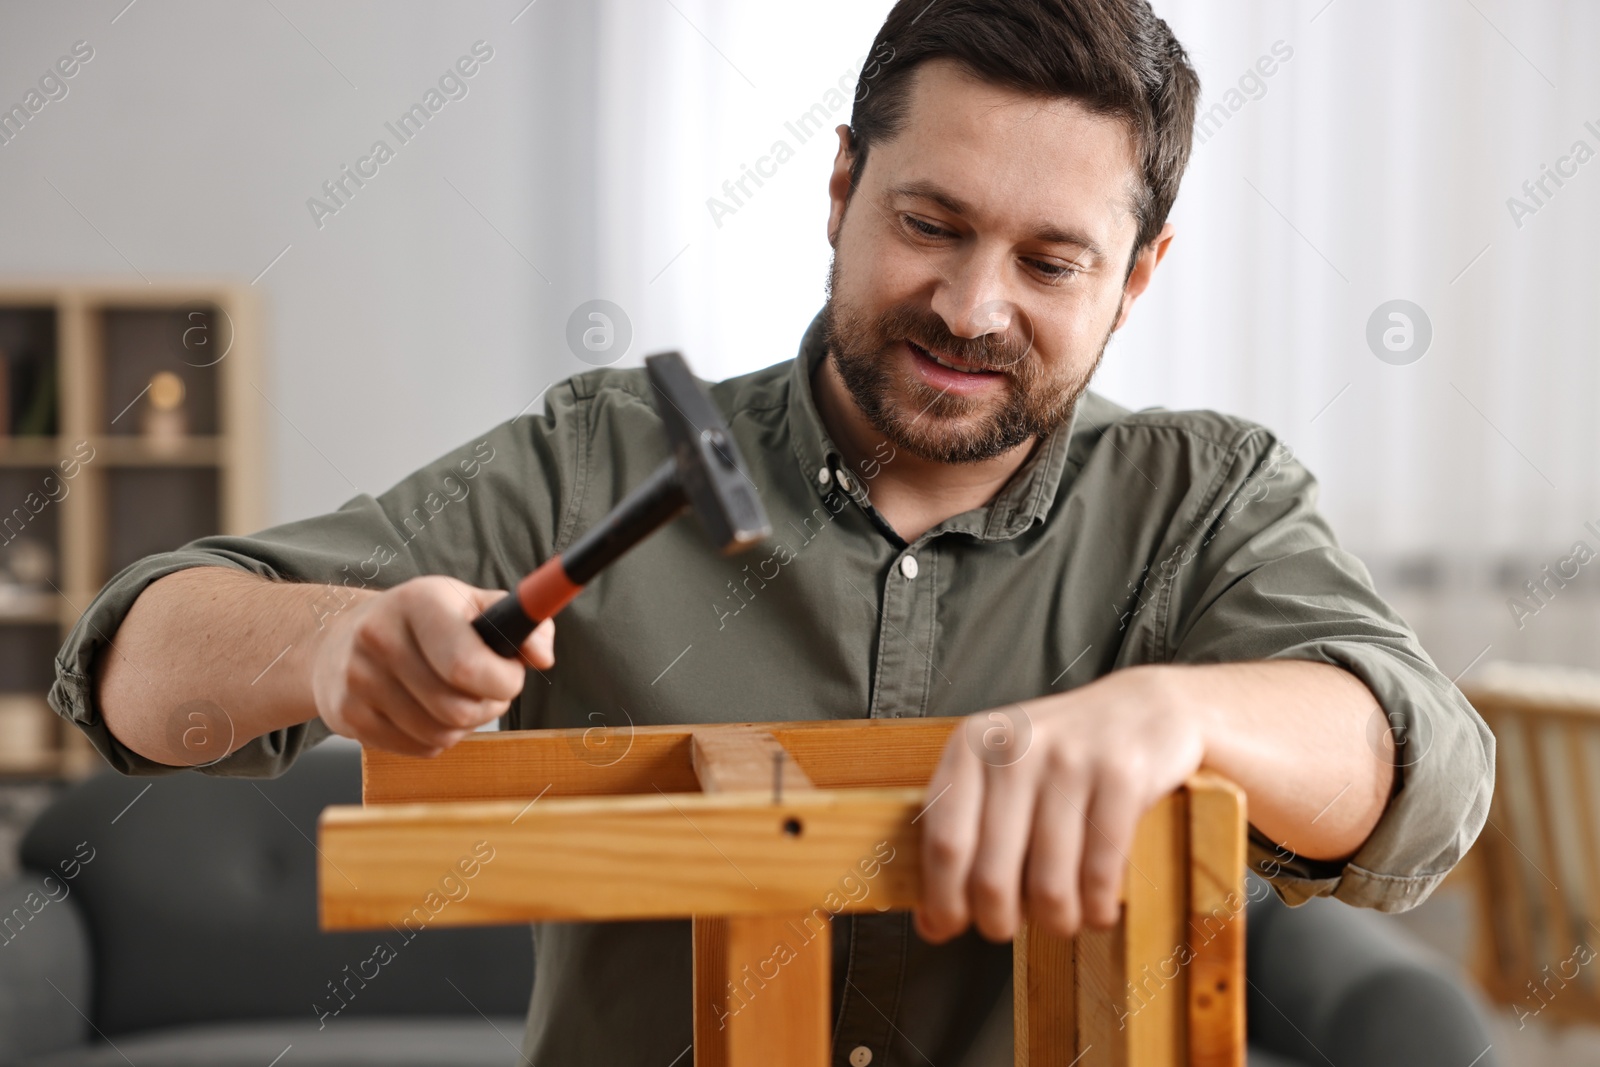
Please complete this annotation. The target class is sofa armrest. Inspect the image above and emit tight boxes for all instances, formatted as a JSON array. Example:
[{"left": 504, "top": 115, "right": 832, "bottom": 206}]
[
  {"left": 1246, "top": 876, "right": 1498, "bottom": 1067},
  {"left": 0, "top": 872, "right": 92, "bottom": 1066}
]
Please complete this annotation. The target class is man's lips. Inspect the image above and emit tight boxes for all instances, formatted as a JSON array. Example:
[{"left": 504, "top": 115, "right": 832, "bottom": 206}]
[
  {"left": 904, "top": 340, "right": 1001, "bottom": 375},
  {"left": 902, "top": 339, "right": 1007, "bottom": 396}
]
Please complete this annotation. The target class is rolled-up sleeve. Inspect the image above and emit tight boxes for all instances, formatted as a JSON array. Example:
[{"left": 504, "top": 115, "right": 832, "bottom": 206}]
[
  {"left": 49, "top": 383, "right": 586, "bottom": 779},
  {"left": 1158, "top": 426, "right": 1494, "bottom": 912},
  {"left": 50, "top": 500, "right": 408, "bottom": 779}
]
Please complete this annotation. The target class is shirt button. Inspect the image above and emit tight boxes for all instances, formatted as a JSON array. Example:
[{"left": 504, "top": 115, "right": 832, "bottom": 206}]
[
  {"left": 849, "top": 1046, "right": 873, "bottom": 1067},
  {"left": 836, "top": 468, "right": 855, "bottom": 493},
  {"left": 817, "top": 466, "right": 832, "bottom": 486},
  {"left": 899, "top": 555, "right": 919, "bottom": 580}
]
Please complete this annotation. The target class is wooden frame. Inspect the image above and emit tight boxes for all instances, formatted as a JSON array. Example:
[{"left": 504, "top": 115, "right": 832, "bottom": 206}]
[
  {"left": 318, "top": 718, "right": 1247, "bottom": 1065},
  {"left": 0, "top": 279, "right": 262, "bottom": 778},
  {"left": 1461, "top": 663, "right": 1600, "bottom": 1025}
]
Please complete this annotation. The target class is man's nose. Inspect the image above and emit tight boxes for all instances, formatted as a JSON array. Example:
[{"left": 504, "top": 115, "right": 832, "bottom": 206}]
[{"left": 931, "top": 249, "right": 1021, "bottom": 340}]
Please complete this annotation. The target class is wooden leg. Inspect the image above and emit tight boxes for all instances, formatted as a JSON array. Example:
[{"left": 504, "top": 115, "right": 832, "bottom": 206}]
[
  {"left": 1017, "top": 777, "right": 1242, "bottom": 1067},
  {"left": 1186, "top": 776, "right": 1246, "bottom": 1067},
  {"left": 1125, "top": 790, "right": 1185, "bottom": 1066},
  {"left": 694, "top": 913, "right": 831, "bottom": 1067},
  {"left": 1014, "top": 918, "right": 1130, "bottom": 1066}
]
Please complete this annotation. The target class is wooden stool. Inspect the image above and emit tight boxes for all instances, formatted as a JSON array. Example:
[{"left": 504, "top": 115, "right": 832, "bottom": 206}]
[{"left": 316, "top": 717, "right": 1247, "bottom": 1065}]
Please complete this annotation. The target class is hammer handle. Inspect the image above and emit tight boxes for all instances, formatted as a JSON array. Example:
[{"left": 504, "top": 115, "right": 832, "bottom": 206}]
[
  {"left": 472, "top": 556, "right": 583, "bottom": 659},
  {"left": 471, "top": 457, "right": 688, "bottom": 660}
]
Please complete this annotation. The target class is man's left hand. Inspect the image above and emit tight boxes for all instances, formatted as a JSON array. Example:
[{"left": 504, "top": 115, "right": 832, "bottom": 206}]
[{"left": 913, "top": 665, "right": 1205, "bottom": 944}]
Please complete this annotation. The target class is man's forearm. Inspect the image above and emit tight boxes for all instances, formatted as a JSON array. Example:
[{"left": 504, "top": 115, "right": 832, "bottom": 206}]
[
  {"left": 96, "top": 567, "right": 373, "bottom": 766},
  {"left": 1178, "top": 659, "right": 1397, "bottom": 862}
]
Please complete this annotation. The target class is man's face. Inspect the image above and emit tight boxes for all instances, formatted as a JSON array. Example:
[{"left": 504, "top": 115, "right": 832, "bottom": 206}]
[{"left": 822, "top": 59, "right": 1155, "bottom": 464}]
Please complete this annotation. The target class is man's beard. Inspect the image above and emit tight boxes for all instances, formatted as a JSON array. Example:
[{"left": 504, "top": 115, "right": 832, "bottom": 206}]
[{"left": 820, "top": 259, "right": 1111, "bottom": 465}]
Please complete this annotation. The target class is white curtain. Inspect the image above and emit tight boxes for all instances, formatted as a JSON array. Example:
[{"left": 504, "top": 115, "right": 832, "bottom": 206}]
[{"left": 577, "top": 0, "right": 1600, "bottom": 674}]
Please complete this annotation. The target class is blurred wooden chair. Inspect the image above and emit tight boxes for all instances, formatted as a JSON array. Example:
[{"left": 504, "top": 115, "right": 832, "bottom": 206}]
[{"left": 1461, "top": 662, "right": 1600, "bottom": 1025}]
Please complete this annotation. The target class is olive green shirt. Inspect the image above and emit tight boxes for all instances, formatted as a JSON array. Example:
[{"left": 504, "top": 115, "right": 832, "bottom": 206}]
[{"left": 51, "top": 310, "right": 1493, "bottom": 1067}]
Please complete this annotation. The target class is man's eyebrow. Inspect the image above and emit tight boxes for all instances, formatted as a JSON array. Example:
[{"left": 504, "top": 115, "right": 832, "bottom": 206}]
[{"left": 888, "top": 180, "right": 1106, "bottom": 259}]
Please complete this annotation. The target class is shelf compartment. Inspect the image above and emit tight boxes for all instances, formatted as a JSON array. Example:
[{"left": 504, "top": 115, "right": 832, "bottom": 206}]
[
  {"left": 0, "top": 622, "right": 62, "bottom": 695},
  {"left": 0, "top": 468, "right": 65, "bottom": 601},
  {"left": 101, "top": 307, "right": 223, "bottom": 438},
  {"left": 105, "top": 467, "right": 221, "bottom": 576},
  {"left": 0, "top": 306, "right": 59, "bottom": 438}
]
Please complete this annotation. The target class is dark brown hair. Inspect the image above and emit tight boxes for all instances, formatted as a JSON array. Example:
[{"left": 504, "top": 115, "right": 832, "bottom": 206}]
[{"left": 848, "top": 0, "right": 1199, "bottom": 258}]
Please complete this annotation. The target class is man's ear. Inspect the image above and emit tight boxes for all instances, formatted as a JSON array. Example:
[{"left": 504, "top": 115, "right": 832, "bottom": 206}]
[
  {"left": 826, "top": 125, "right": 856, "bottom": 248},
  {"left": 1112, "top": 222, "right": 1176, "bottom": 332}
]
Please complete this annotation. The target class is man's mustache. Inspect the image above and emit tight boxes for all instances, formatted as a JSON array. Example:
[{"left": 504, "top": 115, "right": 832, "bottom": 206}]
[{"left": 881, "top": 308, "right": 1034, "bottom": 372}]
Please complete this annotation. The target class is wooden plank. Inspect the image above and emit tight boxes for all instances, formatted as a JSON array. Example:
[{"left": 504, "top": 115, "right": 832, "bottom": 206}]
[
  {"left": 691, "top": 731, "right": 828, "bottom": 1066},
  {"left": 694, "top": 916, "right": 732, "bottom": 1067},
  {"left": 326, "top": 779, "right": 1209, "bottom": 932},
  {"left": 1075, "top": 923, "right": 1127, "bottom": 1066},
  {"left": 1462, "top": 669, "right": 1600, "bottom": 722},
  {"left": 769, "top": 720, "right": 953, "bottom": 789},
  {"left": 1478, "top": 711, "right": 1536, "bottom": 1004},
  {"left": 1186, "top": 772, "right": 1246, "bottom": 1067},
  {"left": 1521, "top": 714, "right": 1580, "bottom": 971},
  {"left": 219, "top": 286, "right": 265, "bottom": 535},
  {"left": 692, "top": 728, "right": 814, "bottom": 795},
  {"left": 1563, "top": 722, "right": 1600, "bottom": 1010},
  {"left": 360, "top": 718, "right": 962, "bottom": 805},
  {"left": 1013, "top": 785, "right": 1197, "bottom": 1067},
  {"left": 694, "top": 914, "right": 830, "bottom": 1067},
  {"left": 1014, "top": 916, "right": 1076, "bottom": 1067},
  {"left": 319, "top": 785, "right": 924, "bottom": 929},
  {"left": 56, "top": 290, "right": 100, "bottom": 652},
  {"left": 1124, "top": 782, "right": 1186, "bottom": 1066},
  {"left": 361, "top": 726, "right": 704, "bottom": 804}
]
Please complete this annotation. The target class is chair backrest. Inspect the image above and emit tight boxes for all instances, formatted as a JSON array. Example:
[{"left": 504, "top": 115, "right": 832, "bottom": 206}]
[
  {"left": 1461, "top": 661, "right": 1600, "bottom": 1026},
  {"left": 19, "top": 739, "right": 532, "bottom": 1036}
]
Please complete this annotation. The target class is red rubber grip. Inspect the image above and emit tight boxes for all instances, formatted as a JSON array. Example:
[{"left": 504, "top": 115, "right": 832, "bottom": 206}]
[{"left": 515, "top": 556, "right": 583, "bottom": 621}]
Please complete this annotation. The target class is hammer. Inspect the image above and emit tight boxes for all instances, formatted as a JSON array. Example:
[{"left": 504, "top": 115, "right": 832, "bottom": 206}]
[{"left": 472, "top": 351, "right": 771, "bottom": 658}]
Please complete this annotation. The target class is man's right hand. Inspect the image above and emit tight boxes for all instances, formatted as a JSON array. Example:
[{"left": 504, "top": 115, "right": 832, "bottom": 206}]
[{"left": 311, "top": 576, "right": 556, "bottom": 757}]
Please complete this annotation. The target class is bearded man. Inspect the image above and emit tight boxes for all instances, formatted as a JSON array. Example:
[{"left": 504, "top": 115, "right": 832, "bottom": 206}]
[{"left": 56, "top": 2, "right": 1492, "bottom": 1064}]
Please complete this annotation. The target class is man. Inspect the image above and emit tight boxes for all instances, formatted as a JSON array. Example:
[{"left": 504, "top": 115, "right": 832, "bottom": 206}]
[{"left": 54, "top": 1, "right": 1492, "bottom": 1064}]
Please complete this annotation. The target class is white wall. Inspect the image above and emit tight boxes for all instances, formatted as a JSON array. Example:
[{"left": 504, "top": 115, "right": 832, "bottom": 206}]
[{"left": 0, "top": 0, "right": 594, "bottom": 519}]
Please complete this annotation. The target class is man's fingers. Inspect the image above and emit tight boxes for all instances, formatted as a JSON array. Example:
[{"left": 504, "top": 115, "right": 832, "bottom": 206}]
[
  {"left": 520, "top": 617, "right": 556, "bottom": 670},
  {"left": 1024, "top": 778, "right": 1089, "bottom": 938},
  {"left": 389, "top": 617, "right": 509, "bottom": 732},
  {"left": 351, "top": 652, "right": 475, "bottom": 751},
  {"left": 965, "top": 763, "right": 1037, "bottom": 942},
  {"left": 407, "top": 581, "right": 527, "bottom": 702},
  {"left": 914, "top": 735, "right": 984, "bottom": 944},
  {"left": 341, "top": 702, "right": 446, "bottom": 758},
  {"left": 1079, "top": 766, "right": 1144, "bottom": 928}
]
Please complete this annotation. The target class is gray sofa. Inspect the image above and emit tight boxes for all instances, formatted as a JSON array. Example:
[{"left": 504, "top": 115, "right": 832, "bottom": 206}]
[
  {"left": 0, "top": 736, "right": 1497, "bottom": 1067},
  {"left": 0, "top": 739, "right": 532, "bottom": 1067},
  {"left": 1245, "top": 879, "right": 1500, "bottom": 1067}
]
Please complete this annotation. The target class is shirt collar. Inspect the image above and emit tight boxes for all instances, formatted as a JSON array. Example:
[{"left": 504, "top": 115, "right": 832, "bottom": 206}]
[{"left": 785, "top": 308, "right": 1077, "bottom": 544}]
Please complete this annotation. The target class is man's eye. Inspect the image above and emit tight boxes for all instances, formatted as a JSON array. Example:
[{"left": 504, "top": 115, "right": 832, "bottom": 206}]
[
  {"left": 903, "top": 215, "right": 948, "bottom": 238},
  {"left": 1028, "top": 259, "right": 1080, "bottom": 282}
]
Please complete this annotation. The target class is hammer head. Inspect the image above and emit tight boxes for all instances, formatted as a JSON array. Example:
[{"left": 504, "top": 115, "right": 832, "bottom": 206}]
[{"left": 646, "top": 351, "right": 771, "bottom": 555}]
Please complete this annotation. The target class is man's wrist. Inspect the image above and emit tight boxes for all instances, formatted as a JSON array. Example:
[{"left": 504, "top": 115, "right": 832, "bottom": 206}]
[{"left": 1113, "top": 661, "right": 1220, "bottom": 759}]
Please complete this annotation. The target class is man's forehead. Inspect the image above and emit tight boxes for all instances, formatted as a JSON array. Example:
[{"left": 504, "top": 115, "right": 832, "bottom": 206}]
[{"left": 870, "top": 58, "right": 1143, "bottom": 254}]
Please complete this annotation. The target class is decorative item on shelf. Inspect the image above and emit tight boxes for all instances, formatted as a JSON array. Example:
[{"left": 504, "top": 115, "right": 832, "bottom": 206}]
[
  {"left": 141, "top": 369, "right": 188, "bottom": 452},
  {"left": 6, "top": 536, "right": 55, "bottom": 585},
  {"left": 0, "top": 536, "right": 57, "bottom": 619},
  {"left": 0, "top": 693, "right": 55, "bottom": 772}
]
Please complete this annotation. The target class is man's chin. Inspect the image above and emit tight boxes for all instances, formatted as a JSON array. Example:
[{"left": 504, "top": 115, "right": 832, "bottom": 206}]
[{"left": 874, "top": 403, "right": 1022, "bottom": 465}]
